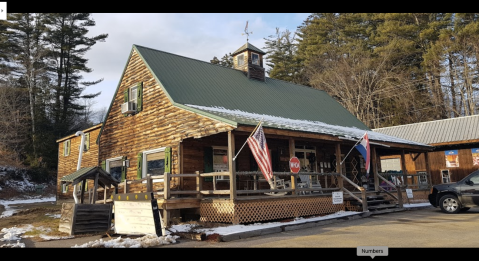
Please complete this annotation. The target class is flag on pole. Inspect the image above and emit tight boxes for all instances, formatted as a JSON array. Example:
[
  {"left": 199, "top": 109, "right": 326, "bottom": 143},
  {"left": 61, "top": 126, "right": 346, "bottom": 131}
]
[
  {"left": 247, "top": 123, "right": 274, "bottom": 187},
  {"left": 355, "top": 132, "right": 370, "bottom": 175}
]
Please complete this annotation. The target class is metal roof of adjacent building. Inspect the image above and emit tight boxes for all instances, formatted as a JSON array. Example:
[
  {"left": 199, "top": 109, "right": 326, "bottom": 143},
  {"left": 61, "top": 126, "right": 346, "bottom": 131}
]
[{"left": 373, "top": 115, "right": 479, "bottom": 145}]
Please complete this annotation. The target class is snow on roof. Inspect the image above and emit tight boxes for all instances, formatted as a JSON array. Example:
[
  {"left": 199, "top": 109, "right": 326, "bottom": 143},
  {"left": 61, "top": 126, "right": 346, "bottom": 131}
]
[{"left": 186, "top": 104, "right": 431, "bottom": 147}]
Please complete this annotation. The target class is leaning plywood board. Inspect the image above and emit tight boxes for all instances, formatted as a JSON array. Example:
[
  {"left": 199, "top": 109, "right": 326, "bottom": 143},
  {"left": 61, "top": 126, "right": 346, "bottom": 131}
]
[{"left": 113, "top": 192, "right": 164, "bottom": 236}]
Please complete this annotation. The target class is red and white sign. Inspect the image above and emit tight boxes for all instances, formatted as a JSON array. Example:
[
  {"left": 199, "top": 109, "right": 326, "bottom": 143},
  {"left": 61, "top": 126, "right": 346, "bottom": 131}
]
[{"left": 289, "top": 157, "right": 301, "bottom": 173}]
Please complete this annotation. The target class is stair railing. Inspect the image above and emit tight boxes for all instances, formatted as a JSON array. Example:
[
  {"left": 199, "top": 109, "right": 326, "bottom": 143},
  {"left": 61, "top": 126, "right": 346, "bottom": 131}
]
[
  {"left": 377, "top": 174, "right": 403, "bottom": 208},
  {"left": 340, "top": 173, "right": 368, "bottom": 212}
]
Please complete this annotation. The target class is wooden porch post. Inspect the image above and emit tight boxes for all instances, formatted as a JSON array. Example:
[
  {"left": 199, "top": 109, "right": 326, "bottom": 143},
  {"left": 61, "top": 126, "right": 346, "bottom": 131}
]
[
  {"left": 371, "top": 146, "right": 379, "bottom": 191},
  {"left": 228, "top": 131, "right": 237, "bottom": 200},
  {"left": 289, "top": 138, "right": 297, "bottom": 195},
  {"left": 179, "top": 143, "right": 184, "bottom": 190},
  {"left": 400, "top": 150, "right": 408, "bottom": 186},
  {"left": 336, "top": 143, "right": 343, "bottom": 189},
  {"left": 424, "top": 152, "right": 432, "bottom": 187},
  {"left": 92, "top": 173, "right": 99, "bottom": 204}
]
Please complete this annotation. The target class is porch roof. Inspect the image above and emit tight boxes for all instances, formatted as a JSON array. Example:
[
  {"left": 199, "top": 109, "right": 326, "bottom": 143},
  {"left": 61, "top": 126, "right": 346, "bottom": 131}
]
[{"left": 60, "top": 166, "right": 119, "bottom": 188}]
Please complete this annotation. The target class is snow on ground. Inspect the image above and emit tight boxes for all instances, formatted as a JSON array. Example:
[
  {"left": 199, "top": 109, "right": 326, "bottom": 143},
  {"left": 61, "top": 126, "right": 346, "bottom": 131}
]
[{"left": 0, "top": 196, "right": 432, "bottom": 248}]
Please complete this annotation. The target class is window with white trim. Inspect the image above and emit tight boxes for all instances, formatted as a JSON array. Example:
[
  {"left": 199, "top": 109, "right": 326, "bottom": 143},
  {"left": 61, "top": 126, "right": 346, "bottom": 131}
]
[
  {"left": 251, "top": 53, "right": 259, "bottom": 65},
  {"left": 143, "top": 147, "right": 166, "bottom": 180},
  {"left": 441, "top": 169, "right": 451, "bottom": 183},
  {"left": 106, "top": 156, "right": 123, "bottom": 182},
  {"left": 237, "top": 54, "right": 245, "bottom": 66},
  {"left": 417, "top": 171, "right": 428, "bottom": 187},
  {"left": 63, "top": 139, "right": 70, "bottom": 156},
  {"left": 213, "top": 146, "right": 229, "bottom": 180},
  {"left": 130, "top": 85, "right": 137, "bottom": 110}
]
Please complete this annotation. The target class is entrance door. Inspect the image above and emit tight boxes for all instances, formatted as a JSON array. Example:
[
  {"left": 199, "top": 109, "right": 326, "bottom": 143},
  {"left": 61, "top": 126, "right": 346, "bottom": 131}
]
[{"left": 294, "top": 145, "right": 317, "bottom": 173}]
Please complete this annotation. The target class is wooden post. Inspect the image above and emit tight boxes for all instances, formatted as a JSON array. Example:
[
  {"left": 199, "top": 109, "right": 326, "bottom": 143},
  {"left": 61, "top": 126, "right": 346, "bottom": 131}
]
[
  {"left": 336, "top": 143, "right": 343, "bottom": 189},
  {"left": 424, "top": 152, "right": 431, "bottom": 187},
  {"left": 123, "top": 179, "right": 128, "bottom": 194},
  {"left": 163, "top": 172, "right": 171, "bottom": 228},
  {"left": 372, "top": 146, "right": 379, "bottom": 191},
  {"left": 103, "top": 186, "right": 107, "bottom": 204},
  {"left": 289, "top": 138, "right": 297, "bottom": 195},
  {"left": 164, "top": 172, "right": 170, "bottom": 200},
  {"left": 80, "top": 180, "right": 86, "bottom": 204},
  {"left": 147, "top": 174, "right": 153, "bottom": 192},
  {"left": 179, "top": 143, "right": 184, "bottom": 190},
  {"left": 92, "top": 174, "right": 99, "bottom": 204},
  {"left": 228, "top": 131, "right": 237, "bottom": 200},
  {"left": 400, "top": 150, "right": 408, "bottom": 186},
  {"left": 196, "top": 171, "right": 202, "bottom": 199}
]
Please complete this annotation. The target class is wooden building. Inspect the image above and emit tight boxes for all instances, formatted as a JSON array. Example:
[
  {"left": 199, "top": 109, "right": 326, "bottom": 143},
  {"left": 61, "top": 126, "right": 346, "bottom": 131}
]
[
  {"left": 374, "top": 115, "right": 479, "bottom": 186},
  {"left": 56, "top": 123, "right": 102, "bottom": 200},
  {"left": 58, "top": 42, "right": 434, "bottom": 227}
]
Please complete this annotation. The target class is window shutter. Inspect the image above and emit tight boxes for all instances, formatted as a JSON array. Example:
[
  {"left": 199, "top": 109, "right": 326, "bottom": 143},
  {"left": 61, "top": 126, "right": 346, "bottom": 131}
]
[
  {"left": 137, "top": 82, "right": 143, "bottom": 112},
  {"left": 123, "top": 89, "right": 129, "bottom": 117},
  {"left": 137, "top": 152, "right": 143, "bottom": 179},
  {"left": 66, "top": 184, "right": 69, "bottom": 192},
  {"left": 164, "top": 147, "right": 171, "bottom": 173},
  {"left": 101, "top": 160, "right": 106, "bottom": 170},
  {"left": 85, "top": 133, "right": 90, "bottom": 152},
  {"left": 121, "top": 156, "right": 127, "bottom": 181},
  {"left": 204, "top": 147, "right": 213, "bottom": 181},
  {"left": 84, "top": 182, "right": 88, "bottom": 192}
]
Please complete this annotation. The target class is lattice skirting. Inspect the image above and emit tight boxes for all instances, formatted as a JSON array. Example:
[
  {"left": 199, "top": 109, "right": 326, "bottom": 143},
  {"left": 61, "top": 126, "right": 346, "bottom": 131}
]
[{"left": 200, "top": 196, "right": 348, "bottom": 224}]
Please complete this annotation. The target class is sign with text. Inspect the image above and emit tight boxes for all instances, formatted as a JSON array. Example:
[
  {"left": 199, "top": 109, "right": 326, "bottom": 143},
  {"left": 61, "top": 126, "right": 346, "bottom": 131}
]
[
  {"left": 332, "top": 191, "right": 343, "bottom": 204},
  {"left": 406, "top": 188, "right": 413, "bottom": 199},
  {"left": 290, "top": 157, "right": 301, "bottom": 174},
  {"left": 114, "top": 192, "right": 163, "bottom": 236}
]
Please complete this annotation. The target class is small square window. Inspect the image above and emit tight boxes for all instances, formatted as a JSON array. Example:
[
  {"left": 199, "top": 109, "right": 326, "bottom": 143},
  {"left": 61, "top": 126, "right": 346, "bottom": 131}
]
[
  {"left": 252, "top": 53, "right": 259, "bottom": 65},
  {"left": 237, "top": 54, "right": 245, "bottom": 66}
]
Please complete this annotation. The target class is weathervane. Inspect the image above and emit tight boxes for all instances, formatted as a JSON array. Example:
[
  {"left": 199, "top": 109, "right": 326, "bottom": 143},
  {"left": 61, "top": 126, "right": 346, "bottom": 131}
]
[{"left": 242, "top": 21, "right": 252, "bottom": 41}]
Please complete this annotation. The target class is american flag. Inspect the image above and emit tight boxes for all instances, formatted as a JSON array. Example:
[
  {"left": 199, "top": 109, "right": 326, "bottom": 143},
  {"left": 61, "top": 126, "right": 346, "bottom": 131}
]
[{"left": 247, "top": 123, "right": 273, "bottom": 183}]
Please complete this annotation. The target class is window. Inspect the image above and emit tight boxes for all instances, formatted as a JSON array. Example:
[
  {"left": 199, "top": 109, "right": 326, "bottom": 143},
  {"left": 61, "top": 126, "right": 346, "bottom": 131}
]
[
  {"left": 213, "top": 146, "right": 229, "bottom": 180},
  {"left": 139, "top": 147, "right": 171, "bottom": 181},
  {"left": 63, "top": 140, "right": 70, "bottom": 156},
  {"left": 78, "top": 133, "right": 90, "bottom": 152},
  {"left": 106, "top": 156, "right": 123, "bottom": 182},
  {"left": 237, "top": 54, "right": 245, "bottom": 66},
  {"left": 251, "top": 53, "right": 259, "bottom": 65},
  {"left": 441, "top": 169, "right": 451, "bottom": 183},
  {"left": 417, "top": 171, "right": 428, "bottom": 187},
  {"left": 62, "top": 183, "right": 68, "bottom": 193},
  {"left": 123, "top": 82, "right": 143, "bottom": 114},
  {"left": 130, "top": 85, "right": 137, "bottom": 110}
]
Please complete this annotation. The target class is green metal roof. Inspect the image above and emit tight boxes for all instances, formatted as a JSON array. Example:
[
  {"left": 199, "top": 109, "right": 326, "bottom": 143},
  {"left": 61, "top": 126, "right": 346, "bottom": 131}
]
[
  {"left": 60, "top": 166, "right": 119, "bottom": 188},
  {"left": 135, "top": 44, "right": 369, "bottom": 131}
]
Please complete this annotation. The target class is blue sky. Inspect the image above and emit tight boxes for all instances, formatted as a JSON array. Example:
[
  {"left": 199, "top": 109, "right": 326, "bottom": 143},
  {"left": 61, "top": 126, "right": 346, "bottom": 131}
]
[{"left": 81, "top": 13, "right": 312, "bottom": 112}]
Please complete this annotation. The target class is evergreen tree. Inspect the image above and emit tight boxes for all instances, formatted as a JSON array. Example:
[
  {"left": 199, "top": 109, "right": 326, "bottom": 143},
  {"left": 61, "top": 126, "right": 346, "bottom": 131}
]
[
  {"left": 42, "top": 13, "right": 107, "bottom": 138},
  {"left": 210, "top": 53, "right": 233, "bottom": 68},
  {"left": 263, "top": 28, "right": 304, "bottom": 84}
]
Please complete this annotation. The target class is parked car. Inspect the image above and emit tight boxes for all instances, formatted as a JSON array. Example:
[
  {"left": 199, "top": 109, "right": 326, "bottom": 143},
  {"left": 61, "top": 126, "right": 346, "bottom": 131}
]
[{"left": 428, "top": 169, "right": 479, "bottom": 213}]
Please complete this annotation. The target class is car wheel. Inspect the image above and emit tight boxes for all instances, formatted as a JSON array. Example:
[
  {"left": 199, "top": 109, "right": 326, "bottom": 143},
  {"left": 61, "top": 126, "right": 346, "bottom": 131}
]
[
  {"left": 460, "top": 207, "right": 470, "bottom": 212},
  {"left": 439, "top": 194, "right": 461, "bottom": 214}
]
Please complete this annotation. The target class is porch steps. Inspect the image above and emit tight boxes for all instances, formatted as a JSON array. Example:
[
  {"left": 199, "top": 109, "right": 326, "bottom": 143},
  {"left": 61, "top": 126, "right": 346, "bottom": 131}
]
[{"left": 345, "top": 195, "right": 400, "bottom": 212}]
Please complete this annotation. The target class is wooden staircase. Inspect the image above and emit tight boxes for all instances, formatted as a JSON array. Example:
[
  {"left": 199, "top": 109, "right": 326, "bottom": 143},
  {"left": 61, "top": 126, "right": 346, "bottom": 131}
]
[{"left": 345, "top": 194, "right": 402, "bottom": 213}]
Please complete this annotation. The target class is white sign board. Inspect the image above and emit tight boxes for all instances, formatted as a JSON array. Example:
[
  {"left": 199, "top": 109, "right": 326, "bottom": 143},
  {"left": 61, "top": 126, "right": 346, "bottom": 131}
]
[
  {"left": 114, "top": 200, "right": 163, "bottom": 236},
  {"left": 406, "top": 188, "right": 414, "bottom": 199},
  {"left": 332, "top": 191, "right": 343, "bottom": 204}
]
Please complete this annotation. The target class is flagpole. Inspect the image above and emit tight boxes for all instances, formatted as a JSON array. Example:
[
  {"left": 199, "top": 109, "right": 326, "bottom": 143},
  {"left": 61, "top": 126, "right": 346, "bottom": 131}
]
[
  {"left": 233, "top": 118, "right": 263, "bottom": 161},
  {"left": 340, "top": 132, "right": 367, "bottom": 165}
]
